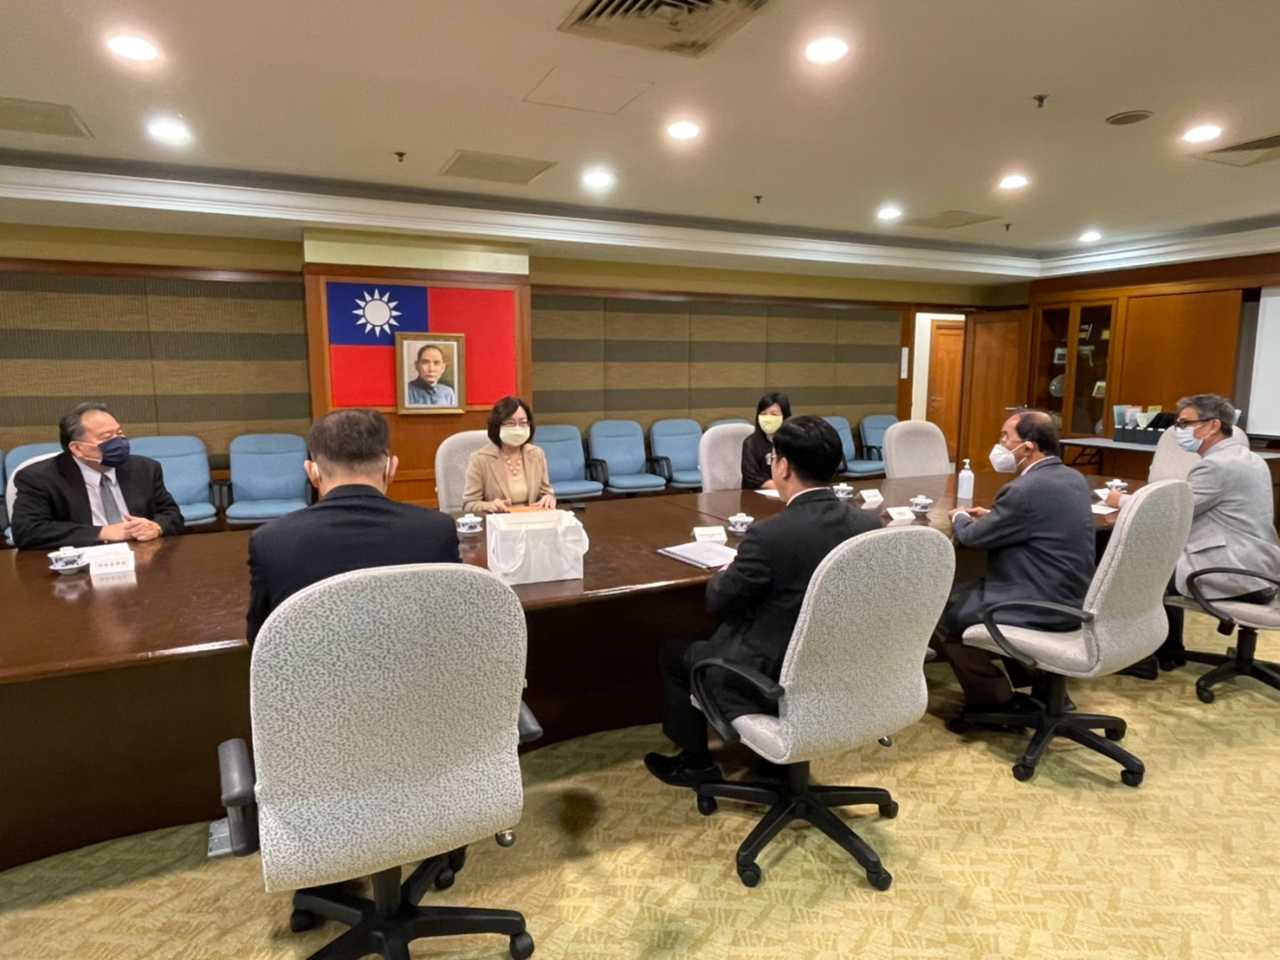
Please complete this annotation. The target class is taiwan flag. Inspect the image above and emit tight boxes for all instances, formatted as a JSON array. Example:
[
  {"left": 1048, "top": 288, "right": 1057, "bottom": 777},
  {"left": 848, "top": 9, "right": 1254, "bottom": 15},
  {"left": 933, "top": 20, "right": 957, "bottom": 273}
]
[{"left": 326, "top": 283, "right": 428, "bottom": 407}]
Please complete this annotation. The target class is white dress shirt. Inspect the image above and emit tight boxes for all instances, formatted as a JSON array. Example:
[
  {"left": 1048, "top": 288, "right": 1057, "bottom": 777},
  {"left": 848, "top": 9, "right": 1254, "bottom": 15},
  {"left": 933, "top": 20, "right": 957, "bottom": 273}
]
[{"left": 75, "top": 458, "right": 129, "bottom": 527}]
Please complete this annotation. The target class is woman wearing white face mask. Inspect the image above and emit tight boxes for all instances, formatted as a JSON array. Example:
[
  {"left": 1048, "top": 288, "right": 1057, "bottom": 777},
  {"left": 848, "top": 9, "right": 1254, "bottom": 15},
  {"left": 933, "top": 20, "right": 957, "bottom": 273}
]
[
  {"left": 462, "top": 396, "right": 556, "bottom": 513},
  {"left": 741, "top": 392, "right": 791, "bottom": 490}
]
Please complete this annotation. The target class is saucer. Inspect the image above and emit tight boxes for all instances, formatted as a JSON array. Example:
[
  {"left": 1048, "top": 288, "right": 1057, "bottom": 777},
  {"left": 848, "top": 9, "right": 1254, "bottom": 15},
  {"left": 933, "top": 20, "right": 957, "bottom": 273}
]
[
  {"left": 833, "top": 489, "right": 855, "bottom": 500},
  {"left": 457, "top": 525, "right": 483, "bottom": 537},
  {"left": 909, "top": 503, "right": 933, "bottom": 515},
  {"left": 49, "top": 561, "right": 90, "bottom": 575}
]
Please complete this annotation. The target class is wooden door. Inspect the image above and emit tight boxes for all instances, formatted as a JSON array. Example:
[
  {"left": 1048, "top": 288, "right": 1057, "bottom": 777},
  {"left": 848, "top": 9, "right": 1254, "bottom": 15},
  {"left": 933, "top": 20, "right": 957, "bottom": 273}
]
[
  {"left": 957, "top": 309, "right": 1031, "bottom": 467},
  {"left": 926, "top": 320, "right": 966, "bottom": 460}
]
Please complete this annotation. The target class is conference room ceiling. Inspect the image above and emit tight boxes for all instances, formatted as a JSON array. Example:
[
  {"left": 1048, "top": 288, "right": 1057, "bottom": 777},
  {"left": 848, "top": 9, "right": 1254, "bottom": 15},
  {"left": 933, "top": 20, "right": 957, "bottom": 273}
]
[{"left": 2, "top": 0, "right": 1280, "bottom": 274}]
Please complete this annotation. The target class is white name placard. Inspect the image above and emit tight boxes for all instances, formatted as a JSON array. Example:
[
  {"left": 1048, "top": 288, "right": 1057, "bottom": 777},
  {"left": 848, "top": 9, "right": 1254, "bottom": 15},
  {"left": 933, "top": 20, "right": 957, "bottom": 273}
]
[{"left": 694, "top": 526, "right": 728, "bottom": 543}]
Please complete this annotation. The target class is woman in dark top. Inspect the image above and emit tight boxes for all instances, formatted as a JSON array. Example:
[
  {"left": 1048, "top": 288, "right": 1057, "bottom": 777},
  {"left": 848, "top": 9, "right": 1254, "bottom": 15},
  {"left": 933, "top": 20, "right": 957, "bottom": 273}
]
[{"left": 741, "top": 392, "right": 791, "bottom": 489}]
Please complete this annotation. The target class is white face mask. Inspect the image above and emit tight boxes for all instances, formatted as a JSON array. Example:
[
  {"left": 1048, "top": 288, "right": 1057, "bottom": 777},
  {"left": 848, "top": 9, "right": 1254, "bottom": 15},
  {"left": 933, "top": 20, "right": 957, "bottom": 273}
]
[
  {"left": 989, "top": 442, "right": 1019, "bottom": 474},
  {"left": 1174, "top": 426, "right": 1202, "bottom": 453},
  {"left": 500, "top": 425, "right": 531, "bottom": 447}
]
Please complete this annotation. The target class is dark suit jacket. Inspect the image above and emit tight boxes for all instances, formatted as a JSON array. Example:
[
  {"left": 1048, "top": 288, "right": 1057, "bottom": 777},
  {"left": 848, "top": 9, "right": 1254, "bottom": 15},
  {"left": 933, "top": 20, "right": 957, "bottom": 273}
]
[
  {"left": 702, "top": 487, "right": 880, "bottom": 720},
  {"left": 740, "top": 431, "right": 774, "bottom": 490},
  {"left": 12, "top": 452, "right": 185, "bottom": 551},
  {"left": 944, "top": 457, "right": 1096, "bottom": 634},
  {"left": 246, "top": 484, "right": 462, "bottom": 644}
]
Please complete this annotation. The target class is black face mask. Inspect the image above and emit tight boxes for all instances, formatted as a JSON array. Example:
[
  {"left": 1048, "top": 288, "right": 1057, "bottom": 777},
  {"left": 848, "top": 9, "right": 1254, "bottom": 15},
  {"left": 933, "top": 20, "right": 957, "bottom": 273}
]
[{"left": 81, "top": 436, "right": 131, "bottom": 467}]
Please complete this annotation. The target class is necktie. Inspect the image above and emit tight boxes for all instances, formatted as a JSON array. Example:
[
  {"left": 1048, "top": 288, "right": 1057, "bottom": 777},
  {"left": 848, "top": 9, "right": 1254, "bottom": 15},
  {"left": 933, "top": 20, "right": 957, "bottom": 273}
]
[{"left": 100, "top": 474, "right": 124, "bottom": 525}]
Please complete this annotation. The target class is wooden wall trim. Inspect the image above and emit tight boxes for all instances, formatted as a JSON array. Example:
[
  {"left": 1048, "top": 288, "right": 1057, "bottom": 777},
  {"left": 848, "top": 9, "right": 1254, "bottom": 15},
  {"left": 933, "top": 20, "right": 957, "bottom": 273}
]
[
  {"left": 302, "top": 262, "right": 526, "bottom": 285},
  {"left": 1031, "top": 252, "right": 1280, "bottom": 300},
  {"left": 0, "top": 256, "right": 301, "bottom": 284},
  {"left": 534, "top": 283, "right": 917, "bottom": 312}
]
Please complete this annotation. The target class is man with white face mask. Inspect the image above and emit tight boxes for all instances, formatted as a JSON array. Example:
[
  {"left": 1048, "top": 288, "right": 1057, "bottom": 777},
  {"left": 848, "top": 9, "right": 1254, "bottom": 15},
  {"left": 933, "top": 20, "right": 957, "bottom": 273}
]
[
  {"left": 931, "top": 410, "right": 1096, "bottom": 710},
  {"left": 1153, "top": 394, "right": 1280, "bottom": 668},
  {"left": 245, "top": 408, "right": 460, "bottom": 644}
]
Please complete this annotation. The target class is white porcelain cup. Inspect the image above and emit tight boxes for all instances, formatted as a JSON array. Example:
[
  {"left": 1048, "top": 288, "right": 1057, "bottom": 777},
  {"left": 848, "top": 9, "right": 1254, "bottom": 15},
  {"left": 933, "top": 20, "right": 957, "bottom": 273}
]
[
  {"left": 456, "top": 513, "right": 483, "bottom": 533},
  {"left": 49, "top": 547, "right": 85, "bottom": 566},
  {"left": 1105, "top": 478, "right": 1128, "bottom": 492},
  {"left": 728, "top": 513, "right": 753, "bottom": 531},
  {"left": 909, "top": 496, "right": 934, "bottom": 512}
]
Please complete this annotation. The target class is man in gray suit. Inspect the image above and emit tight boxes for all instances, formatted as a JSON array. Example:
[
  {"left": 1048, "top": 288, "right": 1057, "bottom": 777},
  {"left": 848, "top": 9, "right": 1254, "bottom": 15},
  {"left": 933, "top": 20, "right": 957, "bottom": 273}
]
[
  {"left": 1158, "top": 394, "right": 1280, "bottom": 666},
  {"left": 932, "top": 410, "right": 1096, "bottom": 708}
]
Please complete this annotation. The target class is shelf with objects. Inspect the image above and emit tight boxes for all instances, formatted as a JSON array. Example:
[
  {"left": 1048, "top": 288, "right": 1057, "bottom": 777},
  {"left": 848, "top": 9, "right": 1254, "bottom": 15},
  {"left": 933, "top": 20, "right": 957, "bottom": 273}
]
[{"left": 1029, "top": 301, "right": 1116, "bottom": 438}]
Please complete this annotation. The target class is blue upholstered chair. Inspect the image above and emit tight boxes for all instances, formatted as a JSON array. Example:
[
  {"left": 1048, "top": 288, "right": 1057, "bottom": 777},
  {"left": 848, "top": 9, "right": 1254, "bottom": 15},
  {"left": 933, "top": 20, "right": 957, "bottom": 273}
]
[
  {"left": 649, "top": 418, "right": 703, "bottom": 489},
  {"left": 535, "top": 425, "right": 604, "bottom": 500},
  {"left": 225, "top": 434, "right": 309, "bottom": 525},
  {"left": 823, "top": 416, "right": 885, "bottom": 479},
  {"left": 859, "top": 415, "right": 898, "bottom": 462},
  {"left": 5, "top": 443, "right": 62, "bottom": 546},
  {"left": 586, "top": 420, "right": 666, "bottom": 494},
  {"left": 130, "top": 436, "right": 218, "bottom": 526}
]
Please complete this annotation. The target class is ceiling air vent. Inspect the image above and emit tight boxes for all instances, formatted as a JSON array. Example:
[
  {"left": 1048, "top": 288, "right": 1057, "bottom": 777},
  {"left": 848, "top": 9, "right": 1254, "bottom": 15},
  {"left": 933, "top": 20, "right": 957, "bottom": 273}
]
[
  {"left": 902, "top": 210, "right": 1000, "bottom": 230},
  {"left": 440, "top": 150, "right": 557, "bottom": 185},
  {"left": 1195, "top": 133, "right": 1280, "bottom": 168},
  {"left": 559, "top": 0, "right": 775, "bottom": 57},
  {"left": 0, "top": 97, "right": 92, "bottom": 138}
]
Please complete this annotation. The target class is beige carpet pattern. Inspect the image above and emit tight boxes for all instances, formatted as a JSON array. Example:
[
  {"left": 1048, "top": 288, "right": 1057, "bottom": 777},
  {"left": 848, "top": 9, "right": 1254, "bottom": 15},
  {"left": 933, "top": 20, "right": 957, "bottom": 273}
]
[{"left": 3, "top": 615, "right": 1279, "bottom": 959}]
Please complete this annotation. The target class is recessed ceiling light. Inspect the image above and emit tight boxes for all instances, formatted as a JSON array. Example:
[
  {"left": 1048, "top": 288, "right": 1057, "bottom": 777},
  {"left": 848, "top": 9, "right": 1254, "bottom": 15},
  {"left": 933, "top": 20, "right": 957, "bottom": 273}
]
[
  {"left": 877, "top": 205, "right": 903, "bottom": 221},
  {"left": 107, "top": 35, "right": 159, "bottom": 61},
  {"left": 805, "top": 37, "right": 849, "bottom": 64},
  {"left": 147, "top": 116, "right": 191, "bottom": 145},
  {"left": 582, "top": 167, "right": 615, "bottom": 191},
  {"left": 1183, "top": 124, "right": 1222, "bottom": 143},
  {"left": 1079, "top": 229, "right": 1102, "bottom": 243},
  {"left": 667, "top": 121, "right": 700, "bottom": 141},
  {"left": 999, "top": 174, "right": 1029, "bottom": 190}
]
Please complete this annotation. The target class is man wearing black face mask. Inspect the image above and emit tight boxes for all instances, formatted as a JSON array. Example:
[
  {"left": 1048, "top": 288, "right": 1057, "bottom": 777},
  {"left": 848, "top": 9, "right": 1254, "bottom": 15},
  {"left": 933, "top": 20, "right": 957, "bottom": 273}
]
[
  {"left": 11, "top": 401, "right": 184, "bottom": 551},
  {"left": 930, "top": 410, "right": 1095, "bottom": 711}
]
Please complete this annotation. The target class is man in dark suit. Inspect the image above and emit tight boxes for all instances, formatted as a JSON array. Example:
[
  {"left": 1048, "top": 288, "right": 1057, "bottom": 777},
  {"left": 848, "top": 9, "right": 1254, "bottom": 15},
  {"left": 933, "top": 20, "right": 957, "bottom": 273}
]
[
  {"left": 933, "top": 410, "right": 1096, "bottom": 708},
  {"left": 246, "top": 408, "right": 461, "bottom": 644},
  {"left": 645, "top": 416, "right": 881, "bottom": 788},
  {"left": 12, "top": 402, "right": 184, "bottom": 551}
]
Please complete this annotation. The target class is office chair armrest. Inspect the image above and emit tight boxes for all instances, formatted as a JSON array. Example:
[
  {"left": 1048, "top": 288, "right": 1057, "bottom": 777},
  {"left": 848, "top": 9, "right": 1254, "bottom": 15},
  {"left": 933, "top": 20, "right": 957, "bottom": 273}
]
[
  {"left": 585, "top": 458, "right": 609, "bottom": 486},
  {"left": 646, "top": 455, "right": 673, "bottom": 481},
  {"left": 865, "top": 445, "right": 883, "bottom": 460},
  {"left": 689, "top": 657, "right": 784, "bottom": 745},
  {"left": 212, "top": 479, "right": 231, "bottom": 509},
  {"left": 518, "top": 701, "right": 543, "bottom": 743},
  {"left": 1185, "top": 567, "right": 1280, "bottom": 628},
  {"left": 217, "top": 738, "right": 260, "bottom": 857},
  {"left": 838, "top": 456, "right": 849, "bottom": 474},
  {"left": 979, "top": 601, "right": 1095, "bottom": 671}
]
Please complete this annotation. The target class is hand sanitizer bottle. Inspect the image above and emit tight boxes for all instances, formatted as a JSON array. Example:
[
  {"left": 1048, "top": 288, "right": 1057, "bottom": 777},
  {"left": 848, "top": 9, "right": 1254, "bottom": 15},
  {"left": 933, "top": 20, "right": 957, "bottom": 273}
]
[{"left": 957, "top": 458, "right": 975, "bottom": 502}]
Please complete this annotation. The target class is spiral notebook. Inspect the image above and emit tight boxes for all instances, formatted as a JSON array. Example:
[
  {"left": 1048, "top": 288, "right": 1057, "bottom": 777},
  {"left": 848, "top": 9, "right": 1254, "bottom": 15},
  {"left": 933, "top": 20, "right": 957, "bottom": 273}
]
[{"left": 657, "top": 541, "right": 738, "bottom": 570}]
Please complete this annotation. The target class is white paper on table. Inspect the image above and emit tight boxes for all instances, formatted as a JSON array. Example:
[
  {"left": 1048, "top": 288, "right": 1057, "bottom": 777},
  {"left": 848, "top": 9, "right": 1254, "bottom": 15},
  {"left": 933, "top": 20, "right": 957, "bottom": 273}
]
[
  {"left": 754, "top": 488, "right": 781, "bottom": 498},
  {"left": 1091, "top": 503, "right": 1118, "bottom": 515},
  {"left": 886, "top": 506, "right": 917, "bottom": 521}
]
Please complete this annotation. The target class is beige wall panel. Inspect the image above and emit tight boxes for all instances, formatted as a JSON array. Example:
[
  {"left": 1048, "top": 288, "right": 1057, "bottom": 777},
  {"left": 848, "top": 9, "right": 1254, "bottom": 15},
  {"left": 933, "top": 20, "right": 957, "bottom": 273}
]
[
  {"left": 147, "top": 294, "right": 304, "bottom": 334},
  {"left": 0, "top": 360, "right": 156, "bottom": 397},
  {"left": 0, "top": 426, "right": 62, "bottom": 449},
  {"left": 690, "top": 408, "right": 753, "bottom": 425},
  {"left": 836, "top": 319, "right": 902, "bottom": 345},
  {"left": 532, "top": 361, "right": 605, "bottom": 391},
  {"left": 604, "top": 362, "right": 690, "bottom": 391},
  {"left": 766, "top": 316, "right": 836, "bottom": 344},
  {"left": 688, "top": 314, "right": 768, "bottom": 342},
  {"left": 0, "top": 290, "right": 147, "bottom": 331},
  {"left": 688, "top": 362, "right": 766, "bottom": 388},
  {"left": 766, "top": 362, "right": 838, "bottom": 387},
  {"left": 164, "top": 419, "right": 313, "bottom": 456},
  {"left": 596, "top": 409, "right": 684, "bottom": 432},
  {"left": 829, "top": 404, "right": 895, "bottom": 424},
  {"left": 834, "top": 364, "right": 899, "bottom": 388},
  {"left": 535, "top": 412, "right": 600, "bottom": 433},
  {"left": 604, "top": 311, "right": 689, "bottom": 342},
  {"left": 150, "top": 361, "right": 308, "bottom": 395},
  {"left": 533, "top": 309, "right": 604, "bottom": 341}
]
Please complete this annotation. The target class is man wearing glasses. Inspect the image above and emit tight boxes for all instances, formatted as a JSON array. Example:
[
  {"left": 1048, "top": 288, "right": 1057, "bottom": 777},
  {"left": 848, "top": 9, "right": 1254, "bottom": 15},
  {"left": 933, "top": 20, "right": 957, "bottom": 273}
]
[{"left": 1124, "top": 394, "right": 1280, "bottom": 668}]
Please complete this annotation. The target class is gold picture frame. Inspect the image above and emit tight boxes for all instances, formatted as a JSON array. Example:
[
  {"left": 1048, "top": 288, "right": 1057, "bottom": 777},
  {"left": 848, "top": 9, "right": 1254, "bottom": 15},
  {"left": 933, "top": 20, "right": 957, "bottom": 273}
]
[{"left": 396, "top": 332, "right": 466, "bottom": 414}]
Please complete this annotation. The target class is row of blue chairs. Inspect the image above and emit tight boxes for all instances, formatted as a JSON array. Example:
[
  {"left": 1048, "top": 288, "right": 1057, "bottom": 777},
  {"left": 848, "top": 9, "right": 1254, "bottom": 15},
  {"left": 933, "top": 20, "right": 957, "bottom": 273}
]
[
  {"left": 536, "top": 414, "right": 898, "bottom": 499},
  {"left": 2, "top": 434, "right": 312, "bottom": 545}
]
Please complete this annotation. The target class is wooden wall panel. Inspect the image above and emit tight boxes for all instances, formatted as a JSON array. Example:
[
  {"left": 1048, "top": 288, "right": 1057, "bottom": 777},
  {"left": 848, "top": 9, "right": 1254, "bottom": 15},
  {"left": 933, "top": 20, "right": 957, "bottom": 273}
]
[
  {"left": 1115, "top": 290, "right": 1243, "bottom": 411},
  {"left": 958, "top": 310, "right": 1031, "bottom": 465}
]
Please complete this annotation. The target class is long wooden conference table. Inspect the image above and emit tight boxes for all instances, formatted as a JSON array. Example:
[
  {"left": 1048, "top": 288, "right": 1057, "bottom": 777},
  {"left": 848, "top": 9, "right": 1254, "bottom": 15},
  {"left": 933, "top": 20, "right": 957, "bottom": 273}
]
[{"left": 0, "top": 472, "right": 1138, "bottom": 869}]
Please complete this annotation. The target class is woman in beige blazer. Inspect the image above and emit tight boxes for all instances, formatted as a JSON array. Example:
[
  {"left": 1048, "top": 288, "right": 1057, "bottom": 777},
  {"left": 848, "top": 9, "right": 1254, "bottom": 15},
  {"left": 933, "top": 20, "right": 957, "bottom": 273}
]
[{"left": 463, "top": 396, "right": 556, "bottom": 514}]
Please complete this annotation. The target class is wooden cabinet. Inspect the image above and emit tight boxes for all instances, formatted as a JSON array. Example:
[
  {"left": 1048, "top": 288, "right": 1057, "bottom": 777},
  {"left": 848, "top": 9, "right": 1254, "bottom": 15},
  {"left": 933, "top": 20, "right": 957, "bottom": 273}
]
[{"left": 1030, "top": 301, "right": 1115, "bottom": 437}]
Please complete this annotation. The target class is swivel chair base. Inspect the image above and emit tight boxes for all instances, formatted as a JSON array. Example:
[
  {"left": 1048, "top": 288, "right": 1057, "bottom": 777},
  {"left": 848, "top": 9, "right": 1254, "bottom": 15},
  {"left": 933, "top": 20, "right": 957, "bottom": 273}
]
[
  {"left": 1182, "top": 629, "right": 1280, "bottom": 704},
  {"left": 289, "top": 849, "right": 533, "bottom": 960},
  {"left": 694, "top": 761, "right": 897, "bottom": 890},
  {"left": 947, "top": 674, "right": 1145, "bottom": 787}
]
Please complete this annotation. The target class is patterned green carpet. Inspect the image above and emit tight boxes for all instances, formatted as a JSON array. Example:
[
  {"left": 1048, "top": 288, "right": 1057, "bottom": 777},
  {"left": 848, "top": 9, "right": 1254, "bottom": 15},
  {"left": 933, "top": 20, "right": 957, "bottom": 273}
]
[{"left": 2, "top": 614, "right": 1278, "bottom": 959}]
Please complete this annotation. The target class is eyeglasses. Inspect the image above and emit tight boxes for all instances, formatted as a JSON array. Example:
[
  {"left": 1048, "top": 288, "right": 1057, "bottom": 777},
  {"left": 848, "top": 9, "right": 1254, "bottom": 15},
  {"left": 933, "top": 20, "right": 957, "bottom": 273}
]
[
  {"left": 502, "top": 419, "right": 530, "bottom": 428},
  {"left": 1174, "top": 418, "right": 1214, "bottom": 429}
]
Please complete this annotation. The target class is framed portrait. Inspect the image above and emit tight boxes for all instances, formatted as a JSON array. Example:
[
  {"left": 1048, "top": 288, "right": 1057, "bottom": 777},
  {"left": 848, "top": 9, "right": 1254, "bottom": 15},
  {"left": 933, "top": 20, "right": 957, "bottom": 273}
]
[
  {"left": 1092, "top": 380, "right": 1107, "bottom": 399},
  {"left": 396, "top": 333, "right": 466, "bottom": 414}
]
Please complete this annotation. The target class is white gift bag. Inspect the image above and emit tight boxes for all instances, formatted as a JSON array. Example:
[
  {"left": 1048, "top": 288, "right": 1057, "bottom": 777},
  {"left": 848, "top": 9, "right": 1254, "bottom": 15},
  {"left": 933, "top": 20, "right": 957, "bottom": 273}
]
[{"left": 486, "top": 510, "right": 590, "bottom": 585}]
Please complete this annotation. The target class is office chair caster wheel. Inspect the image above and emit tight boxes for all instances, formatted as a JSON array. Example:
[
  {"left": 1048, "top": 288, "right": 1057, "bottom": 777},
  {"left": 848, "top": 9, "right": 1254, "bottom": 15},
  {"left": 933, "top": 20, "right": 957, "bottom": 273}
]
[
  {"left": 946, "top": 717, "right": 970, "bottom": 734},
  {"left": 1104, "top": 727, "right": 1125, "bottom": 742},
  {"left": 867, "top": 869, "right": 893, "bottom": 891},
  {"left": 434, "top": 868, "right": 455, "bottom": 890},
  {"left": 697, "top": 795, "right": 718, "bottom": 816},
  {"left": 496, "top": 830, "right": 516, "bottom": 847},
  {"left": 737, "top": 862, "right": 761, "bottom": 887},
  {"left": 509, "top": 931, "right": 535, "bottom": 959},
  {"left": 878, "top": 801, "right": 899, "bottom": 819},
  {"left": 1012, "top": 763, "right": 1035, "bottom": 782},
  {"left": 448, "top": 847, "right": 467, "bottom": 873},
  {"left": 1121, "top": 769, "right": 1144, "bottom": 788},
  {"left": 1196, "top": 686, "right": 1216, "bottom": 704},
  {"left": 289, "top": 909, "right": 317, "bottom": 932}
]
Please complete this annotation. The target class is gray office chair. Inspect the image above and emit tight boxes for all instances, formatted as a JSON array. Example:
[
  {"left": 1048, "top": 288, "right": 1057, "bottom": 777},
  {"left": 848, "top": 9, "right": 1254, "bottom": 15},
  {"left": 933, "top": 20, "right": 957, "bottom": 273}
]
[
  {"left": 883, "top": 420, "right": 950, "bottom": 479},
  {"left": 434, "top": 430, "right": 490, "bottom": 512},
  {"left": 1149, "top": 424, "right": 1249, "bottom": 482},
  {"left": 1165, "top": 563, "right": 1280, "bottom": 704},
  {"left": 690, "top": 526, "right": 955, "bottom": 889},
  {"left": 953, "top": 479, "right": 1193, "bottom": 786},
  {"left": 217, "top": 564, "right": 539, "bottom": 959},
  {"left": 698, "top": 422, "right": 753, "bottom": 492}
]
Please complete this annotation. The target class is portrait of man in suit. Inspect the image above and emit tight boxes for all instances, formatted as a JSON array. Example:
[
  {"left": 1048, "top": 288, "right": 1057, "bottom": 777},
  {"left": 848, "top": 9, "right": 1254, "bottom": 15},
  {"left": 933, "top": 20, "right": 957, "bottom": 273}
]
[{"left": 398, "top": 334, "right": 465, "bottom": 414}]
